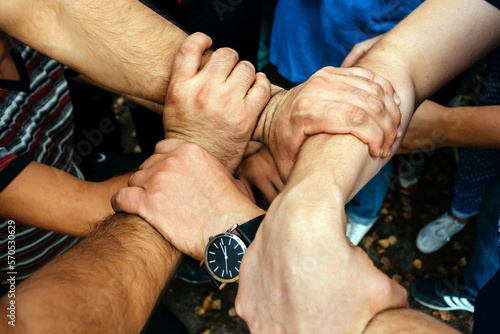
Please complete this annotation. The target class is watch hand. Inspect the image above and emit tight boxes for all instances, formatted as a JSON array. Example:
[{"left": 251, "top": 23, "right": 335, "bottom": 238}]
[{"left": 224, "top": 246, "right": 228, "bottom": 275}]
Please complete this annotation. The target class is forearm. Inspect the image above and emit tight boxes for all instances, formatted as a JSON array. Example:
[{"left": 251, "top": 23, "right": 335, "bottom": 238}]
[
  {"left": 0, "top": 162, "right": 131, "bottom": 236},
  {"left": 443, "top": 105, "right": 500, "bottom": 149},
  {"left": 356, "top": 0, "right": 500, "bottom": 106},
  {"left": 0, "top": 213, "right": 182, "bottom": 333},
  {"left": 362, "top": 308, "right": 460, "bottom": 334},
  {"left": 0, "top": 0, "right": 186, "bottom": 103}
]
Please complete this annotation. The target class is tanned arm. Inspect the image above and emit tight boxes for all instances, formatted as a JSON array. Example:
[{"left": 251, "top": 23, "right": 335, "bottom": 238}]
[
  {"left": 0, "top": 213, "right": 182, "bottom": 333},
  {"left": 0, "top": 162, "right": 131, "bottom": 236}
]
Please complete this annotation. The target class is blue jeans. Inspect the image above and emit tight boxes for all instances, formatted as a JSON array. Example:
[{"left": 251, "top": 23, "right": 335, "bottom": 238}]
[
  {"left": 345, "top": 161, "right": 393, "bottom": 225},
  {"left": 463, "top": 176, "right": 500, "bottom": 296}
]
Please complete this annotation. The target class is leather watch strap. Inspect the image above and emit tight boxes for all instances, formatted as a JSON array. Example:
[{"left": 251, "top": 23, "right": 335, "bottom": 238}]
[{"left": 235, "top": 214, "right": 265, "bottom": 245}]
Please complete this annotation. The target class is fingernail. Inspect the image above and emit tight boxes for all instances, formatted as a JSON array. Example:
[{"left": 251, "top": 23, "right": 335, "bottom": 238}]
[
  {"left": 257, "top": 72, "right": 267, "bottom": 78},
  {"left": 379, "top": 148, "right": 384, "bottom": 157},
  {"left": 393, "top": 92, "right": 401, "bottom": 106},
  {"left": 397, "top": 125, "right": 403, "bottom": 138},
  {"left": 386, "top": 147, "right": 392, "bottom": 157}
]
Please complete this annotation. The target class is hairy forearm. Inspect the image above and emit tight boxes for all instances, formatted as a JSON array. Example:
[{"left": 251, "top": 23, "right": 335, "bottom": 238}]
[
  {"left": 0, "top": 213, "right": 182, "bottom": 333},
  {"left": 0, "top": 162, "right": 131, "bottom": 236},
  {"left": 0, "top": 0, "right": 186, "bottom": 103},
  {"left": 362, "top": 308, "right": 460, "bottom": 334}
]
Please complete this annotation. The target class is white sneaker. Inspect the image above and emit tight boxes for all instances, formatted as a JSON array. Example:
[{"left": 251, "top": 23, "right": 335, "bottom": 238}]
[
  {"left": 416, "top": 211, "right": 466, "bottom": 254},
  {"left": 346, "top": 217, "right": 377, "bottom": 246}
]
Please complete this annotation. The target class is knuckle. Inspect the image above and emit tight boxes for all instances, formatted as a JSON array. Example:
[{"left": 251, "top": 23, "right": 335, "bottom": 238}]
[
  {"left": 349, "top": 107, "right": 368, "bottom": 126},
  {"left": 193, "top": 83, "right": 212, "bottom": 107},
  {"left": 293, "top": 97, "right": 313, "bottom": 115},
  {"left": 167, "top": 84, "right": 186, "bottom": 105},
  {"left": 235, "top": 61, "right": 256, "bottom": 82},
  {"left": 308, "top": 75, "right": 328, "bottom": 88},
  {"left": 178, "top": 40, "right": 199, "bottom": 56},
  {"left": 214, "top": 47, "right": 239, "bottom": 62},
  {"left": 368, "top": 97, "right": 385, "bottom": 115}
]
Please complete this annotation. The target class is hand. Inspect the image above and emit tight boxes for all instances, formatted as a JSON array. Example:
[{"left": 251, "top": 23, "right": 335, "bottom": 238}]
[
  {"left": 111, "top": 139, "right": 265, "bottom": 259},
  {"left": 341, "top": 34, "right": 385, "bottom": 68},
  {"left": 235, "top": 180, "right": 408, "bottom": 333},
  {"left": 163, "top": 32, "right": 271, "bottom": 174},
  {"left": 253, "top": 66, "right": 402, "bottom": 181},
  {"left": 237, "top": 147, "right": 284, "bottom": 203},
  {"left": 397, "top": 100, "right": 449, "bottom": 154}
]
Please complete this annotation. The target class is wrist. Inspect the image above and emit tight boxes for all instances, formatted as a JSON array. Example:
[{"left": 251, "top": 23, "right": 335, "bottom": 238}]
[{"left": 252, "top": 85, "right": 287, "bottom": 144}]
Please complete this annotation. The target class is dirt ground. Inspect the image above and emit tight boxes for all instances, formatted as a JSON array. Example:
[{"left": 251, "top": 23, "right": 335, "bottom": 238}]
[{"left": 159, "top": 147, "right": 475, "bottom": 334}]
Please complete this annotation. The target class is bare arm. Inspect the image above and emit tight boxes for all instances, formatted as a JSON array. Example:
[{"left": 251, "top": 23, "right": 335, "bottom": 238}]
[
  {"left": 362, "top": 308, "right": 461, "bottom": 334},
  {"left": 0, "top": 0, "right": 189, "bottom": 103},
  {"left": 0, "top": 162, "right": 130, "bottom": 236},
  {"left": 0, "top": 213, "right": 182, "bottom": 333},
  {"left": 399, "top": 101, "right": 500, "bottom": 153}
]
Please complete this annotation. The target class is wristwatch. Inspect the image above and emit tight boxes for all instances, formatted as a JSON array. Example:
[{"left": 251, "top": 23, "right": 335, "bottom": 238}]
[{"left": 200, "top": 214, "right": 265, "bottom": 290}]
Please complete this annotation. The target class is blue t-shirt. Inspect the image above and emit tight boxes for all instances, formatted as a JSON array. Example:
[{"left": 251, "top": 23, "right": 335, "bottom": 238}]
[{"left": 270, "top": 0, "right": 423, "bottom": 83}]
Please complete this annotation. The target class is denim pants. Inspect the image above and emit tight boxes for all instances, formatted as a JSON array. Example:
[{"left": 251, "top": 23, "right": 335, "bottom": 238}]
[
  {"left": 463, "top": 176, "right": 500, "bottom": 296},
  {"left": 345, "top": 160, "right": 393, "bottom": 225}
]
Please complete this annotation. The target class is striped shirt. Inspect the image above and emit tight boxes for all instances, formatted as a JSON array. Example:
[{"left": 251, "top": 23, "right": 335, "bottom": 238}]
[{"left": 0, "top": 43, "right": 81, "bottom": 287}]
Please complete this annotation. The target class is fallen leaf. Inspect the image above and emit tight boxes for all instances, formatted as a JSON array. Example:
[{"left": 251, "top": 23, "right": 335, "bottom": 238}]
[
  {"left": 384, "top": 215, "right": 393, "bottom": 223},
  {"left": 201, "top": 330, "right": 210, "bottom": 334},
  {"left": 403, "top": 212, "right": 412, "bottom": 219},
  {"left": 436, "top": 265, "right": 448, "bottom": 276},
  {"left": 388, "top": 235, "right": 397, "bottom": 245},
  {"left": 360, "top": 236, "right": 374, "bottom": 249},
  {"left": 378, "top": 239, "right": 390, "bottom": 249},
  {"left": 228, "top": 307, "right": 237, "bottom": 317},
  {"left": 376, "top": 246, "right": 386, "bottom": 254},
  {"left": 381, "top": 207, "right": 389, "bottom": 215},
  {"left": 458, "top": 257, "right": 467, "bottom": 268},
  {"left": 195, "top": 292, "right": 215, "bottom": 315},
  {"left": 380, "top": 257, "right": 391, "bottom": 271},
  {"left": 212, "top": 299, "right": 222, "bottom": 310},
  {"left": 413, "top": 259, "right": 423, "bottom": 269},
  {"left": 392, "top": 274, "right": 402, "bottom": 283},
  {"left": 405, "top": 274, "right": 415, "bottom": 283},
  {"left": 439, "top": 310, "right": 451, "bottom": 321},
  {"left": 453, "top": 242, "right": 462, "bottom": 251}
]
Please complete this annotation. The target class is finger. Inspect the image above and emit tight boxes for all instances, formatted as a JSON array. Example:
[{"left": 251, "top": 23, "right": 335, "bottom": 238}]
[
  {"left": 153, "top": 138, "right": 188, "bottom": 154},
  {"left": 259, "top": 181, "right": 279, "bottom": 203},
  {"left": 340, "top": 46, "right": 367, "bottom": 68},
  {"left": 238, "top": 176, "right": 256, "bottom": 203},
  {"left": 300, "top": 100, "right": 386, "bottom": 157},
  {"left": 171, "top": 32, "right": 213, "bottom": 82},
  {"left": 245, "top": 72, "right": 271, "bottom": 117},
  {"left": 270, "top": 172, "right": 285, "bottom": 192},
  {"left": 200, "top": 47, "right": 239, "bottom": 82},
  {"left": 225, "top": 60, "right": 256, "bottom": 95},
  {"left": 335, "top": 85, "right": 398, "bottom": 155},
  {"left": 322, "top": 67, "right": 401, "bottom": 130},
  {"left": 111, "top": 186, "right": 147, "bottom": 216},
  {"left": 127, "top": 169, "right": 154, "bottom": 188}
]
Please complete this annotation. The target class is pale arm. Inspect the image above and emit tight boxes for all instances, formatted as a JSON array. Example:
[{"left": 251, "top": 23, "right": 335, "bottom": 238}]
[
  {"left": 0, "top": 213, "right": 182, "bottom": 333},
  {"left": 362, "top": 308, "right": 461, "bottom": 334},
  {"left": 398, "top": 100, "right": 500, "bottom": 153},
  {"left": 0, "top": 162, "right": 130, "bottom": 236}
]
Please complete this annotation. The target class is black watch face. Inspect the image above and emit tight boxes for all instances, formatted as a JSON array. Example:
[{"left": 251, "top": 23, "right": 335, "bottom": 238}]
[{"left": 205, "top": 234, "right": 247, "bottom": 283}]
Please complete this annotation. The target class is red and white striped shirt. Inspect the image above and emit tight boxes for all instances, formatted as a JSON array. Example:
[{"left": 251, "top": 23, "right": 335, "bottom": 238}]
[{"left": 0, "top": 43, "right": 81, "bottom": 287}]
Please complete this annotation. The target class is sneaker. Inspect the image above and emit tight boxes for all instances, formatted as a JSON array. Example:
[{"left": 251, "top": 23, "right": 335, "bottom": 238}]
[
  {"left": 411, "top": 277, "right": 475, "bottom": 313},
  {"left": 416, "top": 211, "right": 466, "bottom": 254},
  {"left": 176, "top": 257, "right": 211, "bottom": 284},
  {"left": 396, "top": 157, "right": 424, "bottom": 194},
  {"left": 346, "top": 217, "right": 377, "bottom": 246}
]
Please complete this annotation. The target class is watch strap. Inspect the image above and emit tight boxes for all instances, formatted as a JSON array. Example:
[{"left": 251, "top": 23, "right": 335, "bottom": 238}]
[
  {"left": 235, "top": 214, "right": 265, "bottom": 245},
  {"left": 201, "top": 263, "right": 221, "bottom": 288}
]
